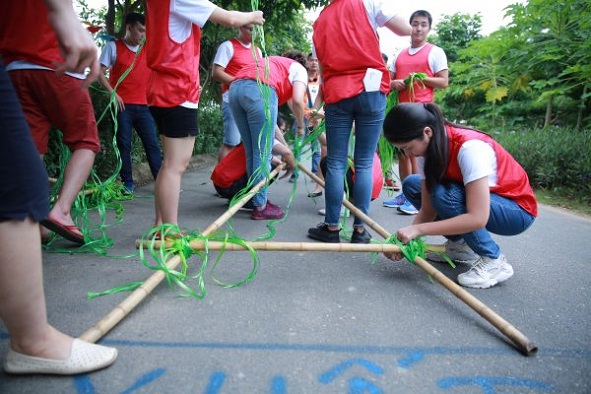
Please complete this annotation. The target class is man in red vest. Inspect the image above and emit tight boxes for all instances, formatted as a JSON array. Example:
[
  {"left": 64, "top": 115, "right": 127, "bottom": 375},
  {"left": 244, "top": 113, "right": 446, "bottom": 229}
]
[
  {"left": 98, "top": 13, "right": 162, "bottom": 193},
  {"left": 212, "top": 24, "right": 263, "bottom": 162},
  {"left": 383, "top": 9, "right": 449, "bottom": 215}
]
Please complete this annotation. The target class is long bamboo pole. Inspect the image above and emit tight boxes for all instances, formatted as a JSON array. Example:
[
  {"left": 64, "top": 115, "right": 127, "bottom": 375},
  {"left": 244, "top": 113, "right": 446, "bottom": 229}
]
[
  {"left": 298, "top": 163, "right": 537, "bottom": 356},
  {"left": 137, "top": 240, "right": 408, "bottom": 252},
  {"left": 79, "top": 163, "right": 286, "bottom": 343}
]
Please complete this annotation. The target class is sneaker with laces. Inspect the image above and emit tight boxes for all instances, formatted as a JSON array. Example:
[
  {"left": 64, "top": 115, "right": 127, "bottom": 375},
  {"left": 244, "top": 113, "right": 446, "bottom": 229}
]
[
  {"left": 457, "top": 254, "right": 514, "bottom": 289},
  {"left": 397, "top": 200, "right": 419, "bottom": 215},
  {"left": 383, "top": 193, "right": 406, "bottom": 208},
  {"left": 427, "top": 239, "right": 479, "bottom": 264},
  {"left": 350, "top": 228, "right": 372, "bottom": 244},
  {"left": 251, "top": 201, "right": 285, "bottom": 220},
  {"left": 307, "top": 223, "right": 340, "bottom": 243}
]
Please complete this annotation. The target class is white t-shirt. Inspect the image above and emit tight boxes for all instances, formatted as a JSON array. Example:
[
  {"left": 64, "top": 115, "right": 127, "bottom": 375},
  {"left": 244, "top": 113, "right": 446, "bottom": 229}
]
[
  {"left": 99, "top": 40, "right": 141, "bottom": 68},
  {"left": 389, "top": 44, "right": 448, "bottom": 75},
  {"left": 418, "top": 140, "right": 498, "bottom": 186},
  {"left": 169, "top": 0, "right": 217, "bottom": 43}
]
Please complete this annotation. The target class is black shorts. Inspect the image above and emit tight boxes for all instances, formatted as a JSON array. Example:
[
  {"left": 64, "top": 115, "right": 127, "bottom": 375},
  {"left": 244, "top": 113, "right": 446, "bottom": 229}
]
[
  {"left": 0, "top": 63, "right": 49, "bottom": 222},
  {"left": 150, "top": 106, "right": 199, "bottom": 138}
]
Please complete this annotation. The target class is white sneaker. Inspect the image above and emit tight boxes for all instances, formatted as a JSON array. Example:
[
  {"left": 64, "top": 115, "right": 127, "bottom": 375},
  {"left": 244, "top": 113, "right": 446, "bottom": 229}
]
[
  {"left": 457, "top": 254, "right": 514, "bottom": 289},
  {"left": 318, "top": 207, "right": 348, "bottom": 217},
  {"left": 427, "top": 239, "right": 479, "bottom": 264}
]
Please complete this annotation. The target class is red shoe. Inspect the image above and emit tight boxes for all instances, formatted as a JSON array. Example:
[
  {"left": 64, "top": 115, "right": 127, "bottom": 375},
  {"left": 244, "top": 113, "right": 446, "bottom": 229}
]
[
  {"left": 251, "top": 201, "right": 285, "bottom": 220},
  {"left": 383, "top": 178, "right": 401, "bottom": 191}
]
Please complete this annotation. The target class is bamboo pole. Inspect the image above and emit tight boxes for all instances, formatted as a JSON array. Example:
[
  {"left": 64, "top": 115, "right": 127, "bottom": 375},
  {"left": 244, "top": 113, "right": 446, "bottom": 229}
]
[
  {"left": 79, "top": 163, "right": 286, "bottom": 343},
  {"left": 298, "top": 162, "right": 537, "bottom": 356},
  {"left": 137, "top": 240, "right": 408, "bottom": 253}
]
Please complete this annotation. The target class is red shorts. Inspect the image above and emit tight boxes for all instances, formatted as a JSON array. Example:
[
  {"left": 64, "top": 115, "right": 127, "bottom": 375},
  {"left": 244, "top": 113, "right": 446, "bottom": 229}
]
[{"left": 8, "top": 69, "right": 100, "bottom": 154}]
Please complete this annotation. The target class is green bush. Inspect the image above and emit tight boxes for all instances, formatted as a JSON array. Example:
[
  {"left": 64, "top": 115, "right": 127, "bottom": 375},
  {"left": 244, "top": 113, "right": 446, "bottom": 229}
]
[{"left": 495, "top": 127, "right": 591, "bottom": 204}]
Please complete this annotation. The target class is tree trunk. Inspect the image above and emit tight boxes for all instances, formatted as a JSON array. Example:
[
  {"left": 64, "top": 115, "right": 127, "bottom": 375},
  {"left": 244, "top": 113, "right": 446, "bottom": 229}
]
[
  {"left": 544, "top": 96, "right": 553, "bottom": 128},
  {"left": 106, "top": 0, "right": 116, "bottom": 36},
  {"left": 576, "top": 85, "right": 588, "bottom": 131}
]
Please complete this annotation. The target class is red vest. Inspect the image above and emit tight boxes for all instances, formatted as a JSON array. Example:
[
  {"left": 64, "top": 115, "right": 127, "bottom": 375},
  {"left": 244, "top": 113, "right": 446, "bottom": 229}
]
[
  {"left": 221, "top": 38, "right": 262, "bottom": 94},
  {"left": 445, "top": 125, "right": 538, "bottom": 217},
  {"left": 110, "top": 40, "right": 150, "bottom": 105},
  {"left": 395, "top": 43, "right": 435, "bottom": 103},
  {"left": 313, "top": 0, "right": 389, "bottom": 104},
  {"left": 0, "top": 1, "right": 62, "bottom": 68},
  {"left": 233, "top": 56, "right": 298, "bottom": 105},
  {"left": 211, "top": 144, "right": 247, "bottom": 188},
  {"left": 145, "top": 0, "right": 201, "bottom": 107}
]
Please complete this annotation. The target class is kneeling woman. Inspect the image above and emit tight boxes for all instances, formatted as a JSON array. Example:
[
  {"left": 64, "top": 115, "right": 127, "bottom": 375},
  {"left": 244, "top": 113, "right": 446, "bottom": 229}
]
[{"left": 383, "top": 103, "right": 537, "bottom": 289}]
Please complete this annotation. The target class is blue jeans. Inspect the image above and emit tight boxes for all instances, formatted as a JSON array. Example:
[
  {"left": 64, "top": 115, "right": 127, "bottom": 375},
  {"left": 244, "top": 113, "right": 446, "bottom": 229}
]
[
  {"left": 229, "top": 79, "right": 278, "bottom": 208},
  {"left": 222, "top": 100, "right": 241, "bottom": 146},
  {"left": 116, "top": 104, "right": 162, "bottom": 188},
  {"left": 324, "top": 91, "right": 385, "bottom": 227},
  {"left": 403, "top": 174, "right": 536, "bottom": 258}
]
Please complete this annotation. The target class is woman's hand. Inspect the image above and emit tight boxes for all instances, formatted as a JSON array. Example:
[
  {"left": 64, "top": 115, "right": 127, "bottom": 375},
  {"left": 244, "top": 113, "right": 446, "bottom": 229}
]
[{"left": 383, "top": 224, "right": 422, "bottom": 262}]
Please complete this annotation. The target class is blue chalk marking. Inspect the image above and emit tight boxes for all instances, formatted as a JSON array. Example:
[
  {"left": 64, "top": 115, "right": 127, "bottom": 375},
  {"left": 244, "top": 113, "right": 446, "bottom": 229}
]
[
  {"left": 438, "top": 376, "right": 554, "bottom": 393},
  {"left": 121, "top": 368, "right": 166, "bottom": 394},
  {"left": 349, "top": 377, "right": 384, "bottom": 394},
  {"left": 271, "top": 375, "right": 287, "bottom": 394},
  {"left": 204, "top": 371, "right": 226, "bottom": 394},
  {"left": 74, "top": 375, "right": 95, "bottom": 394},
  {"left": 397, "top": 350, "right": 425, "bottom": 368},
  {"left": 319, "top": 358, "right": 384, "bottom": 384}
]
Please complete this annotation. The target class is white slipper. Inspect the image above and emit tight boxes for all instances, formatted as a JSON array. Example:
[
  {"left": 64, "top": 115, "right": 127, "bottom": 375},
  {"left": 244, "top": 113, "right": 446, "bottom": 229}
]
[{"left": 3, "top": 339, "right": 117, "bottom": 375}]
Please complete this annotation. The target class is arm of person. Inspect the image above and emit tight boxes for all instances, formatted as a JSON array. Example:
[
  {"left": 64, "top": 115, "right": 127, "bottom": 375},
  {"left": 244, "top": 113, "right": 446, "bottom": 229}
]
[
  {"left": 208, "top": 8, "right": 264, "bottom": 28},
  {"left": 385, "top": 177, "right": 490, "bottom": 261},
  {"left": 212, "top": 65, "right": 234, "bottom": 85},
  {"left": 383, "top": 15, "right": 412, "bottom": 37},
  {"left": 97, "top": 65, "right": 125, "bottom": 111},
  {"left": 423, "top": 69, "right": 449, "bottom": 90},
  {"left": 288, "top": 81, "right": 307, "bottom": 136},
  {"left": 399, "top": 177, "right": 491, "bottom": 242},
  {"left": 44, "top": 0, "right": 99, "bottom": 84},
  {"left": 272, "top": 139, "right": 296, "bottom": 179},
  {"left": 274, "top": 125, "right": 289, "bottom": 147}
]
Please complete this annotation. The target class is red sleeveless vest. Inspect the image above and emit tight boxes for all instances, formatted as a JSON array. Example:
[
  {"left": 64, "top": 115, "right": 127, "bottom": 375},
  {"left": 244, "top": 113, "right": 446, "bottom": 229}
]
[
  {"left": 110, "top": 40, "right": 151, "bottom": 105},
  {"left": 395, "top": 43, "right": 435, "bottom": 103},
  {"left": 444, "top": 125, "right": 538, "bottom": 217}
]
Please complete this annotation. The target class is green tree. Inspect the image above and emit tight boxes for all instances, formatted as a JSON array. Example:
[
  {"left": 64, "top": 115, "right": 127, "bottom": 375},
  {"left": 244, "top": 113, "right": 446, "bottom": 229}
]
[
  {"left": 505, "top": 0, "right": 591, "bottom": 128},
  {"left": 430, "top": 12, "right": 482, "bottom": 63}
]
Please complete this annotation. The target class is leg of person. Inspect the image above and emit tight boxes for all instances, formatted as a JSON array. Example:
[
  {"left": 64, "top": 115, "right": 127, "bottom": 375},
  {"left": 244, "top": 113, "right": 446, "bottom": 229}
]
[
  {"left": 154, "top": 136, "right": 195, "bottom": 225},
  {"left": 348, "top": 91, "right": 385, "bottom": 243},
  {"left": 48, "top": 72, "right": 100, "bottom": 243},
  {"left": 150, "top": 106, "right": 199, "bottom": 226},
  {"left": 218, "top": 100, "right": 241, "bottom": 162},
  {"left": 133, "top": 105, "right": 163, "bottom": 180},
  {"left": 230, "top": 80, "right": 281, "bottom": 220},
  {"left": 0, "top": 63, "right": 116, "bottom": 374},
  {"left": 116, "top": 106, "right": 135, "bottom": 191},
  {"left": 309, "top": 130, "right": 323, "bottom": 195},
  {"left": 307, "top": 98, "right": 353, "bottom": 242},
  {"left": 430, "top": 183, "right": 526, "bottom": 288}
]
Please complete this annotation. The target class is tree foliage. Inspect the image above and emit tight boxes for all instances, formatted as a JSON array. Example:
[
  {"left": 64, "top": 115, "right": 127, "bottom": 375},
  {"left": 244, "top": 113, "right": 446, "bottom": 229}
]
[{"left": 432, "top": 0, "right": 590, "bottom": 130}]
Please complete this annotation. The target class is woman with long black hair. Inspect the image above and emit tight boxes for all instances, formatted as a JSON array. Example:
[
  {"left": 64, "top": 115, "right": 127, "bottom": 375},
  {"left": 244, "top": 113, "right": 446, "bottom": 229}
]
[{"left": 382, "top": 103, "right": 537, "bottom": 289}]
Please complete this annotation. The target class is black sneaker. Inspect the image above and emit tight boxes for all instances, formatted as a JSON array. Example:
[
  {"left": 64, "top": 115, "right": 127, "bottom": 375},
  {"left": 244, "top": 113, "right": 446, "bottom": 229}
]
[
  {"left": 307, "top": 223, "right": 340, "bottom": 243},
  {"left": 350, "top": 228, "right": 372, "bottom": 244}
]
